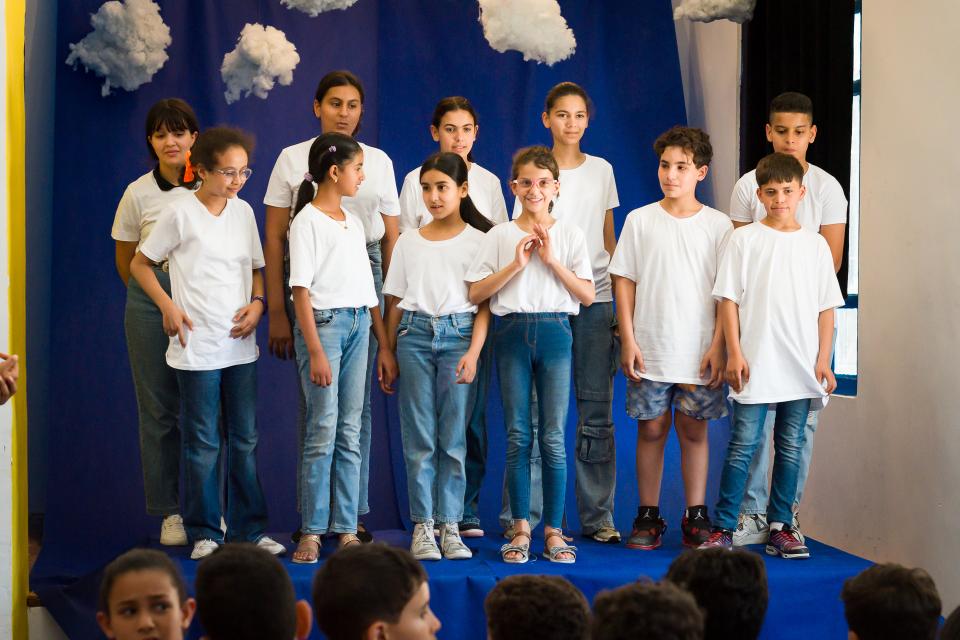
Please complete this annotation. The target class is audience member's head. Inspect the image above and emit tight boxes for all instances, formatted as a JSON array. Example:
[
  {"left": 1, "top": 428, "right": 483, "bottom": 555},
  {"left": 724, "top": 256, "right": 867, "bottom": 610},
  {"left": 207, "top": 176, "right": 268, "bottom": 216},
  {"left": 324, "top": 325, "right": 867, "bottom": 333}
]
[
  {"left": 96, "top": 548, "right": 196, "bottom": 640},
  {"left": 941, "top": 604, "right": 960, "bottom": 640},
  {"left": 313, "top": 544, "right": 439, "bottom": 640},
  {"left": 195, "top": 543, "right": 312, "bottom": 640},
  {"left": 840, "top": 563, "right": 941, "bottom": 640},
  {"left": 665, "top": 547, "right": 768, "bottom": 640},
  {"left": 485, "top": 575, "right": 589, "bottom": 640},
  {"left": 592, "top": 580, "right": 703, "bottom": 640}
]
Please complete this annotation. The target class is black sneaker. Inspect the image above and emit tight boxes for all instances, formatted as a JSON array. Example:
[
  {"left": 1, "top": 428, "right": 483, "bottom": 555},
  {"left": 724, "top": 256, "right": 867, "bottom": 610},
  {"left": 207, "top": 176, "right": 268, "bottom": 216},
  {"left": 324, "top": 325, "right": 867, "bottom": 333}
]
[
  {"left": 356, "top": 521, "right": 374, "bottom": 543},
  {"left": 681, "top": 505, "right": 712, "bottom": 547},
  {"left": 626, "top": 507, "right": 666, "bottom": 550}
]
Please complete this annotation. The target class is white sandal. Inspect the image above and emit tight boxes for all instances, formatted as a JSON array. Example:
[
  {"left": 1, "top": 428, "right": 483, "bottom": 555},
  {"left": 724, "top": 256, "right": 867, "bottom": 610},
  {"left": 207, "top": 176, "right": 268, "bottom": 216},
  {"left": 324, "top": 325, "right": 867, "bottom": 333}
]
[
  {"left": 500, "top": 529, "right": 532, "bottom": 564},
  {"left": 543, "top": 530, "right": 577, "bottom": 564}
]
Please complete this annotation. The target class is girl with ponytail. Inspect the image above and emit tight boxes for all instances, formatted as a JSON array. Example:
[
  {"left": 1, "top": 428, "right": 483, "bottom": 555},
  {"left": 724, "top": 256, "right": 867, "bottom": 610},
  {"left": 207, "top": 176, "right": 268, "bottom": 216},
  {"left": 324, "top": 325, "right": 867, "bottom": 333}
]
[
  {"left": 287, "top": 132, "right": 397, "bottom": 563},
  {"left": 383, "top": 152, "right": 492, "bottom": 560}
]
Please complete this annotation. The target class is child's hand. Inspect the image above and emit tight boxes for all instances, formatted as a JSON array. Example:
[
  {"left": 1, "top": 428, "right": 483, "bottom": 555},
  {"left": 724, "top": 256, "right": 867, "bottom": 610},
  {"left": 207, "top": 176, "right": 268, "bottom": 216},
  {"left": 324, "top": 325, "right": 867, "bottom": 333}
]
[
  {"left": 725, "top": 353, "right": 750, "bottom": 393},
  {"left": 268, "top": 310, "right": 296, "bottom": 360},
  {"left": 455, "top": 352, "right": 479, "bottom": 384},
  {"left": 620, "top": 341, "right": 645, "bottom": 382},
  {"left": 0, "top": 353, "right": 18, "bottom": 405},
  {"left": 514, "top": 234, "right": 538, "bottom": 268},
  {"left": 815, "top": 359, "right": 837, "bottom": 394},
  {"left": 309, "top": 351, "right": 333, "bottom": 387},
  {"left": 699, "top": 344, "right": 725, "bottom": 389},
  {"left": 533, "top": 224, "right": 554, "bottom": 266},
  {"left": 161, "top": 304, "right": 193, "bottom": 347},
  {"left": 231, "top": 302, "right": 264, "bottom": 339},
  {"left": 378, "top": 346, "right": 397, "bottom": 394}
]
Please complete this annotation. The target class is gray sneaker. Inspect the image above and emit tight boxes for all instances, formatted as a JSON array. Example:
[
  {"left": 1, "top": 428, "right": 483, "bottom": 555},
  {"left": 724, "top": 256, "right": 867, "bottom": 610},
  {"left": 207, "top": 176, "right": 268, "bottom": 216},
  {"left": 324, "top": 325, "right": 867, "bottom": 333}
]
[
  {"left": 733, "top": 513, "right": 770, "bottom": 546},
  {"left": 439, "top": 523, "right": 473, "bottom": 560},
  {"left": 411, "top": 521, "right": 441, "bottom": 561},
  {"left": 792, "top": 511, "right": 806, "bottom": 544}
]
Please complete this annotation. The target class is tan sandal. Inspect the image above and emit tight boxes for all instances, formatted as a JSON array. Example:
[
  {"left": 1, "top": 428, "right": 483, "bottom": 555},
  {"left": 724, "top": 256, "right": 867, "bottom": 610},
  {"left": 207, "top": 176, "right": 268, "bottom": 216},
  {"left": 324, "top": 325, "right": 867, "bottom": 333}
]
[
  {"left": 500, "top": 529, "right": 532, "bottom": 564},
  {"left": 292, "top": 534, "right": 321, "bottom": 564},
  {"left": 339, "top": 533, "right": 362, "bottom": 548}
]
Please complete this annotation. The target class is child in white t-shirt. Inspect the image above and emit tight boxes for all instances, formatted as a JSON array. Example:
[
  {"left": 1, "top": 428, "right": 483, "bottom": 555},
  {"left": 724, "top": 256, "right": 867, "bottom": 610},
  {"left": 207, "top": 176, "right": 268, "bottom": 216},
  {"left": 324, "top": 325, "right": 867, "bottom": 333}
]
[
  {"left": 609, "top": 126, "right": 732, "bottom": 551},
  {"left": 702, "top": 153, "right": 844, "bottom": 559},
  {"left": 467, "top": 146, "right": 594, "bottom": 564},
  {"left": 384, "top": 152, "right": 492, "bottom": 561},
  {"left": 130, "top": 127, "right": 284, "bottom": 561},
  {"left": 287, "top": 132, "right": 397, "bottom": 564}
]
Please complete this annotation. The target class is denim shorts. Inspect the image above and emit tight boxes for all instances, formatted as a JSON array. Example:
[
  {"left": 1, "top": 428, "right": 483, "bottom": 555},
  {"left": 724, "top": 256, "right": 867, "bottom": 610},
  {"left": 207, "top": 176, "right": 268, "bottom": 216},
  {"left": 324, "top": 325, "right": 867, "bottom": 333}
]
[{"left": 626, "top": 378, "right": 728, "bottom": 421}]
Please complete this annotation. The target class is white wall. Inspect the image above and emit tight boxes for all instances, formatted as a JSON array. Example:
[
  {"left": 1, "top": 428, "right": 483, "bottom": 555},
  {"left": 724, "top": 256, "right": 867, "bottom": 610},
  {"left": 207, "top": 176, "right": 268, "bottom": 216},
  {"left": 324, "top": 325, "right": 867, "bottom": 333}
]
[{"left": 801, "top": 2, "right": 960, "bottom": 612}]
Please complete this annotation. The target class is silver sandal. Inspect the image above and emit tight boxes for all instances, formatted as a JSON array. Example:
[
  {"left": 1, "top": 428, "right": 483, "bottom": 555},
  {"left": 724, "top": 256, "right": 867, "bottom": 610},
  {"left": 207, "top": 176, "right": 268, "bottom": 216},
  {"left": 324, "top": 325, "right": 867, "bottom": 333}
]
[
  {"left": 500, "top": 529, "right": 532, "bottom": 564},
  {"left": 543, "top": 530, "right": 577, "bottom": 564}
]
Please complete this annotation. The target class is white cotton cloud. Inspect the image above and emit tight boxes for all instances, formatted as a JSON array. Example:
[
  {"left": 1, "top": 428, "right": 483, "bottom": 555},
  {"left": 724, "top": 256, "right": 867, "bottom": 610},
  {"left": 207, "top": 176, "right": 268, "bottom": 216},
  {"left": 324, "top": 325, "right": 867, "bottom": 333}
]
[
  {"left": 64, "top": 0, "right": 171, "bottom": 97},
  {"left": 280, "top": 0, "right": 360, "bottom": 17},
  {"left": 221, "top": 23, "right": 301, "bottom": 105},
  {"left": 478, "top": 0, "right": 576, "bottom": 66},
  {"left": 673, "top": 0, "right": 756, "bottom": 24}
]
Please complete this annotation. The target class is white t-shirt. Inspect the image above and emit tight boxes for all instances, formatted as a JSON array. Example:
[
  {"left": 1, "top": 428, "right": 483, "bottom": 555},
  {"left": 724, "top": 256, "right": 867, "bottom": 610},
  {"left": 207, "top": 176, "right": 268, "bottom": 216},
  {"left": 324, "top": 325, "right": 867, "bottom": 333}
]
[
  {"left": 608, "top": 203, "right": 733, "bottom": 384},
  {"left": 399, "top": 163, "right": 508, "bottom": 232},
  {"left": 383, "top": 225, "right": 486, "bottom": 316},
  {"left": 512, "top": 154, "right": 618, "bottom": 302},
  {"left": 140, "top": 195, "right": 265, "bottom": 371},
  {"left": 729, "top": 163, "right": 848, "bottom": 231},
  {"left": 288, "top": 204, "right": 378, "bottom": 311},
  {"left": 712, "top": 223, "right": 845, "bottom": 409},
  {"left": 465, "top": 220, "right": 593, "bottom": 316},
  {"left": 111, "top": 169, "right": 196, "bottom": 253},
  {"left": 264, "top": 138, "right": 400, "bottom": 243}
]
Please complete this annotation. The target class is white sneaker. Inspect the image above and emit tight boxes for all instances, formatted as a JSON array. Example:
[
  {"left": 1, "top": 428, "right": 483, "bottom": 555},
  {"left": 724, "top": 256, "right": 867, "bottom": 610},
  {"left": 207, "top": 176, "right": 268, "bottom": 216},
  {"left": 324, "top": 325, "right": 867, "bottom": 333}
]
[
  {"left": 160, "top": 515, "right": 187, "bottom": 546},
  {"left": 190, "top": 539, "right": 219, "bottom": 560},
  {"left": 733, "top": 513, "right": 770, "bottom": 546},
  {"left": 792, "top": 512, "right": 806, "bottom": 544},
  {"left": 410, "top": 521, "right": 441, "bottom": 561},
  {"left": 439, "top": 523, "right": 473, "bottom": 560},
  {"left": 257, "top": 535, "right": 287, "bottom": 556}
]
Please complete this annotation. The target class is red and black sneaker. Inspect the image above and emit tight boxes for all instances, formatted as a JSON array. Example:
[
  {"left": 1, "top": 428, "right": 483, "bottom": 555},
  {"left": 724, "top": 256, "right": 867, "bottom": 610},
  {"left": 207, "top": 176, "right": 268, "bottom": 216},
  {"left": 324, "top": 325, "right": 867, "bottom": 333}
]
[
  {"left": 626, "top": 507, "right": 667, "bottom": 550},
  {"left": 681, "top": 505, "right": 713, "bottom": 547},
  {"left": 697, "top": 528, "right": 733, "bottom": 549},
  {"left": 765, "top": 526, "right": 810, "bottom": 559}
]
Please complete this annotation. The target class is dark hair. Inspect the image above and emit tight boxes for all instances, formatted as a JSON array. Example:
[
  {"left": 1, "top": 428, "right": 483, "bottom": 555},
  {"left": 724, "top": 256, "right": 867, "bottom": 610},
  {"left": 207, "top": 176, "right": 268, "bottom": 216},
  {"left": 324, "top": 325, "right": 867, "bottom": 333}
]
[
  {"left": 510, "top": 145, "right": 559, "bottom": 180},
  {"left": 293, "top": 132, "right": 362, "bottom": 217},
  {"left": 195, "top": 544, "right": 297, "bottom": 640},
  {"left": 485, "top": 575, "right": 589, "bottom": 640},
  {"left": 941, "top": 604, "right": 960, "bottom": 640},
  {"left": 314, "top": 70, "right": 365, "bottom": 135},
  {"left": 98, "top": 548, "right": 188, "bottom": 615},
  {"left": 419, "top": 152, "right": 493, "bottom": 232},
  {"left": 653, "top": 126, "right": 713, "bottom": 168},
  {"left": 544, "top": 81, "right": 594, "bottom": 117},
  {"left": 592, "top": 580, "right": 703, "bottom": 640},
  {"left": 144, "top": 98, "right": 200, "bottom": 161},
  {"left": 313, "top": 544, "right": 427, "bottom": 640},
  {"left": 431, "top": 96, "right": 479, "bottom": 162},
  {"left": 755, "top": 152, "right": 804, "bottom": 187},
  {"left": 769, "top": 91, "right": 814, "bottom": 121},
  {"left": 840, "top": 563, "right": 941, "bottom": 640},
  {"left": 190, "top": 126, "right": 254, "bottom": 175},
  {"left": 665, "top": 548, "right": 768, "bottom": 640}
]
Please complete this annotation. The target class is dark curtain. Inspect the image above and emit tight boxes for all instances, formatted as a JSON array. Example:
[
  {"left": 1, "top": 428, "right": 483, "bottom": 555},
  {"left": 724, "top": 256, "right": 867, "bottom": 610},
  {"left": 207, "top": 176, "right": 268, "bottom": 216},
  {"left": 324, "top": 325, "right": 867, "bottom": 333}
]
[{"left": 740, "top": 0, "right": 855, "bottom": 296}]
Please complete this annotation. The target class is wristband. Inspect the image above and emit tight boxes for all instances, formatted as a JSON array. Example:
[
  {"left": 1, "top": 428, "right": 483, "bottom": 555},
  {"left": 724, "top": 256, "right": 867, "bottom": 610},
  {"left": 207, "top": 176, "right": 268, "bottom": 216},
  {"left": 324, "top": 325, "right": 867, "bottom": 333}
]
[{"left": 252, "top": 295, "right": 267, "bottom": 311}]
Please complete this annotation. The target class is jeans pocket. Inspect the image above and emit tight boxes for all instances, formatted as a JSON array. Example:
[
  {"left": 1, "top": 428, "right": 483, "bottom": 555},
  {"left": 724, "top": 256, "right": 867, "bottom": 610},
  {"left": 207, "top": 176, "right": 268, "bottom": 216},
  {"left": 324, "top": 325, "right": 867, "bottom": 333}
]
[
  {"left": 397, "top": 319, "right": 410, "bottom": 339},
  {"left": 454, "top": 321, "right": 474, "bottom": 341},
  {"left": 558, "top": 316, "right": 573, "bottom": 338},
  {"left": 577, "top": 424, "right": 614, "bottom": 464},
  {"left": 314, "top": 309, "right": 334, "bottom": 327}
]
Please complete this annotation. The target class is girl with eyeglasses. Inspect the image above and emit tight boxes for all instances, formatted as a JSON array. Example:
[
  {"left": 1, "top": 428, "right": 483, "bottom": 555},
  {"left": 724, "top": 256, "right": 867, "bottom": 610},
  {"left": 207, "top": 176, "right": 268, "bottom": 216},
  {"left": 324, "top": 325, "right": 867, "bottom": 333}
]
[{"left": 130, "top": 127, "right": 285, "bottom": 561}]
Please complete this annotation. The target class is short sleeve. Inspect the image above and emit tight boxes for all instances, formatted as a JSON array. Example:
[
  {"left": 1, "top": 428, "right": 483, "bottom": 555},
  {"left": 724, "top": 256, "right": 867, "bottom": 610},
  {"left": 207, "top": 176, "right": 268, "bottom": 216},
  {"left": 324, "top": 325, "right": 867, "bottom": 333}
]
[
  {"left": 716, "top": 216, "right": 734, "bottom": 258},
  {"left": 607, "top": 214, "right": 639, "bottom": 281},
  {"left": 377, "top": 155, "right": 401, "bottom": 217},
  {"left": 287, "top": 216, "right": 316, "bottom": 289},
  {"left": 817, "top": 238, "right": 845, "bottom": 311},
  {"left": 140, "top": 205, "right": 180, "bottom": 263},
  {"left": 382, "top": 235, "right": 409, "bottom": 298},
  {"left": 264, "top": 150, "right": 295, "bottom": 208},
  {"left": 398, "top": 171, "right": 422, "bottom": 233},
  {"left": 819, "top": 175, "right": 849, "bottom": 227},
  {"left": 604, "top": 162, "right": 619, "bottom": 210},
  {"left": 465, "top": 228, "right": 501, "bottom": 282},
  {"left": 712, "top": 234, "right": 744, "bottom": 304},
  {"left": 565, "top": 227, "right": 595, "bottom": 282},
  {"left": 487, "top": 180, "right": 509, "bottom": 224},
  {"left": 111, "top": 185, "right": 141, "bottom": 242},
  {"left": 511, "top": 196, "right": 521, "bottom": 220},
  {"left": 729, "top": 175, "right": 758, "bottom": 223},
  {"left": 246, "top": 207, "right": 265, "bottom": 269}
]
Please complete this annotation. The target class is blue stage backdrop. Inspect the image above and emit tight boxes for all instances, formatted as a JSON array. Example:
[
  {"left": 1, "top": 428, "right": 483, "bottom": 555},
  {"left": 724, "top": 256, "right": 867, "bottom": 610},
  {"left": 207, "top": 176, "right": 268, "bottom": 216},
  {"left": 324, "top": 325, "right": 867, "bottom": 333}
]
[{"left": 33, "top": 0, "right": 730, "bottom": 582}]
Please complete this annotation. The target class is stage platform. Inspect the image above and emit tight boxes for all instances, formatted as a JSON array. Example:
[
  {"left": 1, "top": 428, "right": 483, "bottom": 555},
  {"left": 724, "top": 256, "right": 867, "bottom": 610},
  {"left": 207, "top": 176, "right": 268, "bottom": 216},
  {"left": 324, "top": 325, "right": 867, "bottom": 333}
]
[{"left": 34, "top": 529, "right": 871, "bottom": 639}]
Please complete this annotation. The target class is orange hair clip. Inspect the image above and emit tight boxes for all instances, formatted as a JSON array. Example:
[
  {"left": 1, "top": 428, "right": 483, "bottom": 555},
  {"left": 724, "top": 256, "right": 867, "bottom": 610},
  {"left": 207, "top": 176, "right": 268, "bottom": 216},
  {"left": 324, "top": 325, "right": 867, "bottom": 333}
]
[{"left": 183, "top": 150, "right": 195, "bottom": 183}]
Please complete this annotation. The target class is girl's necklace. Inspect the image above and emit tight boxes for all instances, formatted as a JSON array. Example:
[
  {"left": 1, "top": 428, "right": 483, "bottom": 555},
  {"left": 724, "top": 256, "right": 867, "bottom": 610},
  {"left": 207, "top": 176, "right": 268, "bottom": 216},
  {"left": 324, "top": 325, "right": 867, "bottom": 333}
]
[{"left": 317, "top": 206, "right": 348, "bottom": 229}]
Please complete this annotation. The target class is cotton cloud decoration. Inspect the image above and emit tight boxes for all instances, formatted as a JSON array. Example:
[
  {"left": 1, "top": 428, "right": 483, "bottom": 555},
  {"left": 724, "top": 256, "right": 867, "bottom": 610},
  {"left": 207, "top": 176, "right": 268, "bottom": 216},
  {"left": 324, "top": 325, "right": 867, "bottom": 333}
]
[
  {"left": 280, "top": 0, "right": 360, "bottom": 16},
  {"left": 221, "top": 24, "right": 301, "bottom": 105},
  {"left": 673, "top": 0, "right": 756, "bottom": 23},
  {"left": 478, "top": 0, "right": 576, "bottom": 66},
  {"left": 65, "top": 0, "right": 171, "bottom": 97}
]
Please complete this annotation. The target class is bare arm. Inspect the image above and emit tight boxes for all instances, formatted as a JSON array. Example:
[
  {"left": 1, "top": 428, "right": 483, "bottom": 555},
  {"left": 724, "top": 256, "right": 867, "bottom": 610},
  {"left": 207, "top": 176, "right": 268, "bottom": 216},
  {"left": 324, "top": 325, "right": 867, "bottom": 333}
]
[
  {"left": 115, "top": 241, "right": 138, "bottom": 286},
  {"left": 720, "top": 298, "right": 748, "bottom": 392},
  {"left": 815, "top": 307, "right": 837, "bottom": 393},
  {"left": 264, "top": 205, "right": 295, "bottom": 359},
  {"left": 230, "top": 270, "right": 265, "bottom": 339},
  {"left": 468, "top": 234, "right": 536, "bottom": 305},
  {"left": 370, "top": 305, "right": 397, "bottom": 394},
  {"left": 456, "top": 302, "right": 491, "bottom": 385},
  {"left": 603, "top": 209, "right": 617, "bottom": 258},
  {"left": 380, "top": 214, "right": 400, "bottom": 277},
  {"left": 819, "top": 223, "right": 846, "bottom": 273},
  {"left": 130, "top": 252, "right": 193, "bottom": 346},
  {"left": 614, "top": 276, "right": 644, "bottom": 381},
  {"left": 293, "top": 286, "right": 332, "bottom": 387},
  {"left": 535, "top": 224, "right": 595, "bottom": 306},
  {"left": 385, "top": 300, "right": 403, "bottom": 352}
]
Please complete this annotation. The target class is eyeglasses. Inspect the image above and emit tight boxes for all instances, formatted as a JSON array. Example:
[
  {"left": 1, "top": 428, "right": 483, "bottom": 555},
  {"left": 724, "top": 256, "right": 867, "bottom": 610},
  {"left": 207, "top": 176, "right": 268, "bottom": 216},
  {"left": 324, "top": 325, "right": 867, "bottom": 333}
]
[
  {"left": 511, "top": 178, "right": 558, "bottom": 190},
  {"left": 213, "top": 168, "right": 253, "bottom": 181}
]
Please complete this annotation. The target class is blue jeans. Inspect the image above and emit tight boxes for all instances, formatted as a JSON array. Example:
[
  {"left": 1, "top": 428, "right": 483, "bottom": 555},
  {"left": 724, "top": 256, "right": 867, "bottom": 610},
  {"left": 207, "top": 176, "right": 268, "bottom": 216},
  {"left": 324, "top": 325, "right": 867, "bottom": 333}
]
[
  {"left": 740, "top": 410, "right": 818, "bottom": 515},
  {"left": 125, "top": 269, "right": 181, "bottom": 516},
  {"left": 295, "top": 307, "right": 370, "bottom": 534},
  {"left": 714, "top": 399, "right": 811, "bottom": 531},
  {"left": 397, "top": 312, "right": 472, "bottom": 524},
  {"left": 178, "top": 362, "right": 267, "bottom": 543},
  {"left": 569, "top": 301, "right": 618, "bottom": 532},
  {"left": 359, "top": 241, "right": 384, "bottom": 516},
  {"left": 498, "top": 387, "right": 543, "bottom": 530},
  {"left": 462, "top": 335, "right": 492, "bottom": 527},
  {"left": 496, "top": 313, "right": 573, "bottom": 529}
]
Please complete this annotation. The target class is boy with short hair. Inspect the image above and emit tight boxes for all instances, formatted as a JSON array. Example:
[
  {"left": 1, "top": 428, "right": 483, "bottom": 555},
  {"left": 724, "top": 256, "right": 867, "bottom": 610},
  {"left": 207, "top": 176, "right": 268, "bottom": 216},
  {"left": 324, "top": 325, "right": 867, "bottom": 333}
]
[
  {"left": 702, "top": 152, "right": 844, "bottom": 558},
  {"left": 729, "top": 91, "right": 848, "bottom": 545},
  {"left": 485, "top": 575, "right": 590, "bottom": 640},
  {"left": 609, "top": 126, "right": 732, "bottom": 549},
  {"left": 312, "top": 544, "right": 440, "bottom": 640},
  {"left": 195, "top": 544, "right": 312, "bottom": 640},
  {"left": 591, "top": 580, "right": 704, "bottom": 640},
  {"left": 841, "top": 564, "right": 941, "bottom": 640}
]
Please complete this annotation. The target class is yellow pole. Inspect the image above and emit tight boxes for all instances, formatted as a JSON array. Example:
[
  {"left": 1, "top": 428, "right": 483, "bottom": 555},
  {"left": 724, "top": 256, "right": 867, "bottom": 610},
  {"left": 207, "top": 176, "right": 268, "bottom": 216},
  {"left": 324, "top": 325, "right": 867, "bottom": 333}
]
[{"left": 6, "top": 0, "right": 28, "bottom": 637}]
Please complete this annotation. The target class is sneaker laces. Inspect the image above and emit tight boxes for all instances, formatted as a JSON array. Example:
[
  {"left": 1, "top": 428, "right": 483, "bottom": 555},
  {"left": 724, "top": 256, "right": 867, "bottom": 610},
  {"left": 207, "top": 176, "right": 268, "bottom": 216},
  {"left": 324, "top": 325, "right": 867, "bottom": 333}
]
[{"left": 442, "top": 524, "right": 468, "bottom": 551}]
